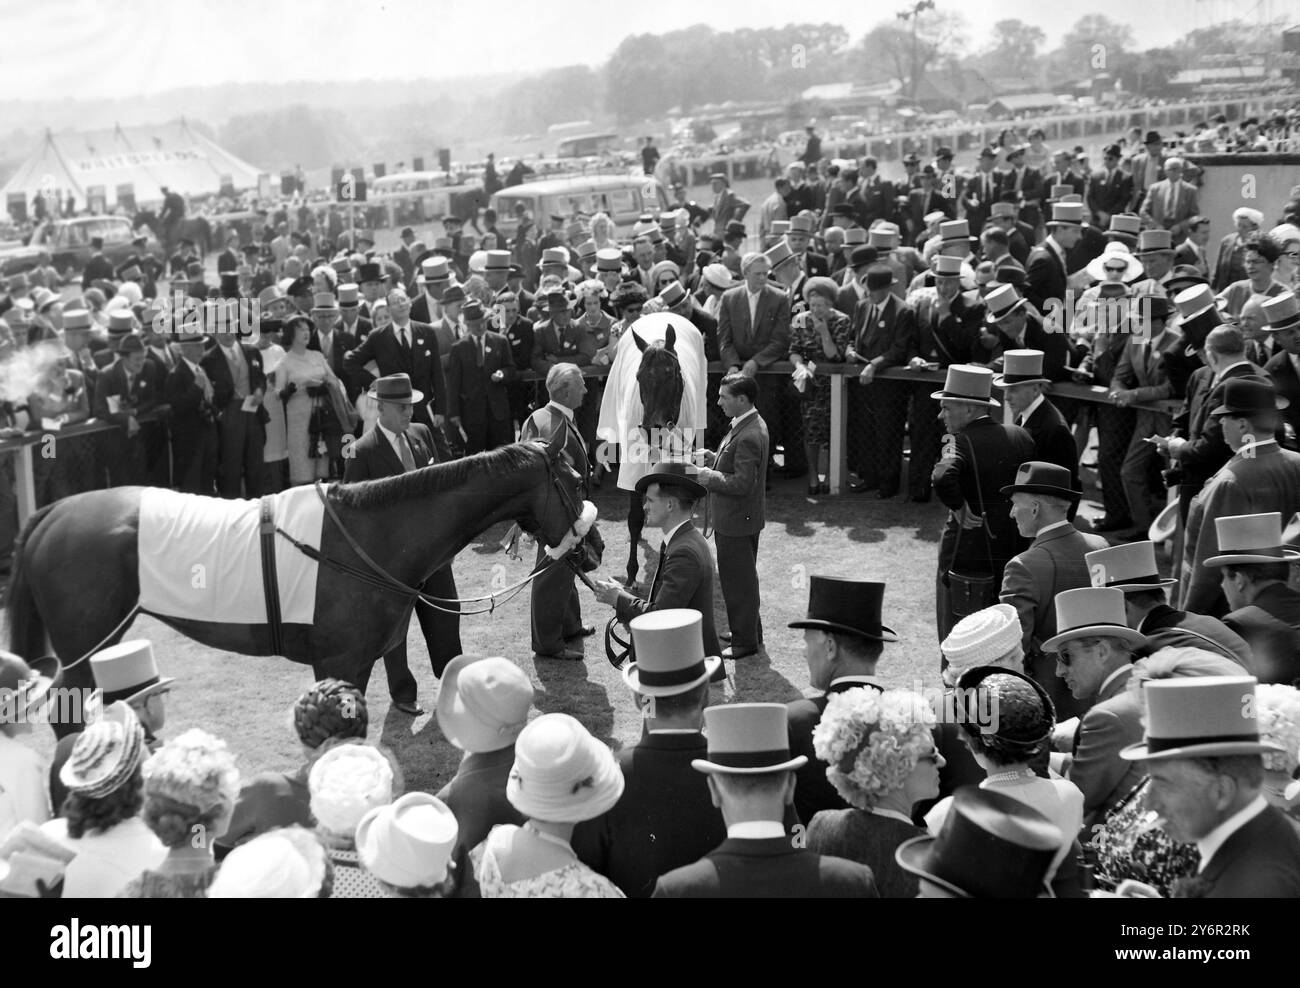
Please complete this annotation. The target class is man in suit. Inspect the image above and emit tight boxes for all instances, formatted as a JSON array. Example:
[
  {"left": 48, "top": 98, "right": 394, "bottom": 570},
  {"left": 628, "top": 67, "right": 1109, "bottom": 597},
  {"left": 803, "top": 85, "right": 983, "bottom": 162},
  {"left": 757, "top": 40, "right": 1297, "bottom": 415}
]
[
  {"left": 1041, "top": 150, "right": 1086, "bottom": 202},
  {"left": 93, "top": 335, "right": 161, "bottom": 488},
  {"left": 343, "top": 288, "right": 449, "bottom": 454},
  {"left": 857, "top": 158, "right": 894, "bottom": 230},
  {"left": 572, "top": 610, "right": 727, "bottom": 898},
  {"left": 932, "top": 364, "right": 1036, "bottom": 641},
  {"left": 1127, "top": 131, "right": 1167, "bottom": 213},
  {"left": 1173, "top": 216, "right": 1213, "bottom": 278},
  {"left": 409, "top": 257, "right": 450, "bottom": 325},
  {"left": 1000, "top": 464, "right": 1107, "bottom": 722},
  {"left": 342, "top": 373, "right": 462, "bottom": 714},
  {"left": 216, "top": 232, "right": 240, "bottom": 275},
  {"left": 652, "top": 703, "right": 879, "bottom": 898},
  {"left": 445, "top": 299, "right": 515, "bottom": 454},
  {"left": 709, "top": 173, "right": 750, "bottom": 237},
  {"left": 1263, "top": 292, "right": 1300, "bottom": 442},
  {"left": 695, "top": 373, "right": 767, "bottom": 661},
  {"left": 81, "top": 237, "right": 114, "bottom": 290},
  {"left": 1213, "top": 208, "right": 1262, "bottom": 292},
  {"left": 392, "top": 227, "right": 417, "bottom": 286},
  {"left": 1139, "top": 157, "right": 1200, "bottom": 242},
  {"left": 1124, "top": 676, "right": 1300, "bottom": 897},
  {"left": 201, "top": 318, "right": 266, "bottom": 499},
  {"left": 984, "top": 284, "right": 1068, "bottom": 385},
  {"left": 846, "top": 265, "right": 915, "bottom": 498},
  {"left": 1087, "top": 144, "right": 1133, "bottom": 229},
  {"left": 1183, "top": 377, "right": 1300, "bottom": 616},
  {"left": 996, "top": 146, "right": 1045, "bottom": 233},
  {"left": 907, "top": 167, "right": 955, "bottom": 236},
  {"left": 530, "top": 291, "right": 597, "bottom": 375},
  {"left": 1208, "top": 512, "right": 1300, "bottom": 686},
  {"left": 494, "top": 290, "right": 536, "bottom": 428},
  {"left": 962, "top": 147, "right": 1000, "bottom": 235},
  {"left": 337, "top": 283, "right": 372, "bottom": 342},
  {"left": 165, "top": 331, "right": 219, "bottom": 495},
  {"left": 523, "top": 364, "right": 595, "bottom": 663},
  {"left": 996, "top": 349, "right": 1076, "bottom": 489},
  {"left": 786, "top": 577, "right": 895, "bottom": 824},
  {"left": 593, "top": 463, "right": 721, "bottom": 661},
  {"left": 1025, "top": 202, "right": 1084, "bottom": 317},
  {"left": 988, "top": 201, "right": 1036, "bottom": 266}
]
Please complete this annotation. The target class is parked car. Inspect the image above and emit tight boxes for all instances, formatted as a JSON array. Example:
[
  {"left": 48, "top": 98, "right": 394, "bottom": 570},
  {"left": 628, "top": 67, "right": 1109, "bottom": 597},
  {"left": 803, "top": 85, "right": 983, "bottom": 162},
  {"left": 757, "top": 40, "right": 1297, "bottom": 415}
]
[{"left": 0, "top": 215, "right": 163, "bottom": 278}]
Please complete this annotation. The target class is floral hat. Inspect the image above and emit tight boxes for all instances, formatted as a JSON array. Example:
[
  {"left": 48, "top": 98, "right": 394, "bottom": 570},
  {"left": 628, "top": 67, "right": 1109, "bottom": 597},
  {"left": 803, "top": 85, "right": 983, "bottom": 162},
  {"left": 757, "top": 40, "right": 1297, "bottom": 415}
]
[
  {"left": 308, "top": 742, "right": 397, "bottom": 838},
  {"left": 811, "top": 689, "right": 938, "bottom": 810}
]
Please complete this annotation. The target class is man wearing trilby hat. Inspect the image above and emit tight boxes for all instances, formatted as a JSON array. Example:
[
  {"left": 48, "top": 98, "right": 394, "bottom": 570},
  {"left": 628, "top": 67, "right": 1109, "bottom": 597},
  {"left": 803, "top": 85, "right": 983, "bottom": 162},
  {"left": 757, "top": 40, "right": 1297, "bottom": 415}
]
[
  {"left": 572, "top": 610, "right": 726, "bottom": 898},
  {"left": 1120, "top": 675, "right": 1300, "bottom": 896},
  {"left": 652, "top": 703, "right": 879, "bottom": 898},
  {"left": 93, "top": 332, "right": 160, "bottom": 488}
]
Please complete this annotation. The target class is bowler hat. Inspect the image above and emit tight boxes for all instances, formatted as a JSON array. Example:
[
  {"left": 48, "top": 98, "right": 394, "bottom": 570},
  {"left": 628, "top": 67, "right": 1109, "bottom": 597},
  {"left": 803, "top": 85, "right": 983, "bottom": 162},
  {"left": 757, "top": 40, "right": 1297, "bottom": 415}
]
[
  {"left": 691, "top": 703, "right": 807, "bottom": 775},
  {"left": 367, "top": 372, "right": 423, "bottom": 405},
  {"left": 635, "top": 460, "right": 706, "bottom": 499},
  {"left": 850, "top": 245, "right": 879, "bottom": 270},
  {"left": 623, "top": 609, "right": 721, "bottom": 697},
  {"left": 1211, "top": 376, "right": 1288, "bottom": 416},
  {"left": 1163, "top": 264, "right": 1208, "bottom": 293},
  {"left": 978, "top": 146, "right": 997, "bottom": 159},
  {"left": 1204, "top": 512, "right": 1300, "bottom": 567},
  {"left": 461, "top": 299, "right": 485, "bottom": 322},
  {"left": 1042, "top": 588, "right": 1145, "bottom": 652},
  {"left": 930, "top": 364, "right": 1000, "bottom": 407},
  {"left": 436, "top": 654, "right": 533, "bottom": 754},
  {"left": 787, "top": 576, "right": 897, "bottom": 642},
  {"left": 993, "top": 349, "right": 1050, "bottom": 388},
  {"left": 1000, "top": 461, "right": 1080, "bottom": 502},
  {"left": 116, "top": 334, "right": 145, "bottom": 354},
  {"left": 895, "top": 787, "right": 1061, "bottom": 898},
  {"left": 863, "top": 264, "right": 896, "bottom": 290},
  {"left": 1120, "top": 676, "right": 1282, "bottom": 762}
]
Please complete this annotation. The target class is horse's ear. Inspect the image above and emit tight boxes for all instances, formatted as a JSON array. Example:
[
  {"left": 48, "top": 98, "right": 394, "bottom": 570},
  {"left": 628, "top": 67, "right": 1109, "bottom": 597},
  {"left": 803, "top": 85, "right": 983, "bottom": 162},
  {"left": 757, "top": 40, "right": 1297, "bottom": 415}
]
[
  {"left": 630, "top": 330, "right": 647, "bottom": 353},
  {"left": 544, "top": 427, "right": 564, "bottom": 461},
  {"left": 663, "top": 325, "right": 676, "bottom": 353}
]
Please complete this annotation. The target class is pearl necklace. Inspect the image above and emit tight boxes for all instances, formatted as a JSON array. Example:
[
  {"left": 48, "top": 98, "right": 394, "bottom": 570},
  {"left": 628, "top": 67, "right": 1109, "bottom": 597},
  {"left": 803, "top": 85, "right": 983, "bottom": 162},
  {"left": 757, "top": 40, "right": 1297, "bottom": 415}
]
[{"left": 985, "top": 769, "right": 1037, "bottom": 785}]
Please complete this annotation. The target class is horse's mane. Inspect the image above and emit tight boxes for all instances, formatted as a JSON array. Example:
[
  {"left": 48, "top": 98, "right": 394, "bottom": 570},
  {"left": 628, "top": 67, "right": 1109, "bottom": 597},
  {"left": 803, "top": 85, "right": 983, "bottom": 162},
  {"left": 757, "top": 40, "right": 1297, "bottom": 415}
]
[{"left": 330, "top": 441, "right": 542, "bottom": 510}]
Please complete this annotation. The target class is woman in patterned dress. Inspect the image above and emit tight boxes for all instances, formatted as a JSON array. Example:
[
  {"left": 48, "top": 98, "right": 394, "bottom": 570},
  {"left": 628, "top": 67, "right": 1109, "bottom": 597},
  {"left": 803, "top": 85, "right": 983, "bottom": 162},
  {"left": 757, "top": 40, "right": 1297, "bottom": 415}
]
[
  {"left": 788, "top": 276, "right": 852, "bottom": 495},
  {"left": 307, "top": 741, "right": 402, "bottom": 899}
]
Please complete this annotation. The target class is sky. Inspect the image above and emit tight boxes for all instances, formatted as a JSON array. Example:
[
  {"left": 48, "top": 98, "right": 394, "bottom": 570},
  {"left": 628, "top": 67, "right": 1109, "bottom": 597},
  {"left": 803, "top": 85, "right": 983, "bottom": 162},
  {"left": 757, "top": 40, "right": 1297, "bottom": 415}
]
[{"left": 2, "top": 0, "right": 1294, "bottom": 100}]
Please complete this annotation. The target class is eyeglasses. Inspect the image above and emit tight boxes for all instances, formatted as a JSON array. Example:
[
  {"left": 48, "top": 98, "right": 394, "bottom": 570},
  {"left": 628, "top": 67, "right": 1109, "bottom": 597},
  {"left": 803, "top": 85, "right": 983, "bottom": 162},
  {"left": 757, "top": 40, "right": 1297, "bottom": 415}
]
[{"left": 1104, "top": 265, "right": 1127, "bottom": 274}]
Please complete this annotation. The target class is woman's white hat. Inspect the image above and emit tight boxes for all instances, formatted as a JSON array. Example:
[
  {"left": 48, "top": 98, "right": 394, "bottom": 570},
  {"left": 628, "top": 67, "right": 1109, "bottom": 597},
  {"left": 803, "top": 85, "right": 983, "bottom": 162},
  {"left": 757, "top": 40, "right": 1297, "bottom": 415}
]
[
  {"left": 208, "top": 826, "right": 330, "bottom": 898},
  {"left": 307, "top": 742, "right": 395, "bottom": 837},
  {"left": 436, "top": 654, "right": 533, "bottom": 754},
  {"left": 941, "top": 604, "right": 1022, "bottom": 675},
  {"left": 355, "top": 792, "right": 459, "bottom": 890},
  {"left": 506, "top": 713, "right": 624, "bottom": 823}
]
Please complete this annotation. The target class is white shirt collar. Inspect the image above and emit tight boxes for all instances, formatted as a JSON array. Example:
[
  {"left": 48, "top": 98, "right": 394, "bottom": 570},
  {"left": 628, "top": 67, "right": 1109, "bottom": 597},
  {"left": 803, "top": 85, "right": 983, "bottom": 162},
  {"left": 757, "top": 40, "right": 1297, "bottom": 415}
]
[
  {"left": 870, "top": 808, "right": 915, "bottom": 826},
  {"left": 545, "top": 399, "right": 575, "bottom": 423},
  {"left": 1035, "top": 519, "right": 1073, "bottom": 538},
  {"left": 828, "top": 675, "right": 884, "bottom": 690},
  {"left": 730, "top": 407, "right": 757, "bottom": 430},
  {"left": 726, "top": 821, "right": 786, "bottom": 840},
  {"left": 376, "top": 422, "right": 406, "bottom": 451},
  {"left": 662, "top": 518, "right": 690, "bottom": 544},
  {"left": 1236, "top": 437, "right": 1277, "bottom": 457},
  {"left": 1019, "top": 392, "right": 1045, "bottom": 422},
  {"left": 1097, "top": 665, "right": 1131, "bottom": 697},
  {"left": 1213, "top": 359, "right": 1250, "bottom": 383},
  {"left": 1196, "top": 796, "right": 1268, "bottom": 873},
  {"left": 183, "top": 357, "right": 203, "bottom": 375}
]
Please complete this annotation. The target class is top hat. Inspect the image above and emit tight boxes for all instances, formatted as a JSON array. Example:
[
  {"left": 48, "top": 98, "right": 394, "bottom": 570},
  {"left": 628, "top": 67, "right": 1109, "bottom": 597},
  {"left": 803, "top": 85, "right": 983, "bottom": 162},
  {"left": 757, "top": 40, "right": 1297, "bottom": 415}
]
[
  {"left": 436, "top": 654, "right": 533, "bottom": 754},
  {"left": 788, "top": 215, "right": 816, "bottom": 235},
  {"left": 931, "top": 364, "right": 1000, "bottom": 407},
  {"left": 895, "top": 787, "right": 1061, "bottom": 897},
  {"left": 634, "top": 460, "right": 707, "bottom": 499},
  {"left": 1120, "top": 676, "right": 1282, "bottom": 762},
  {"left": 1046, "top": 184, "right": 1075, "bottom": 203},
  {"left": 1262, "top": 292, "right": 1300, "bottom": 333},
  {"left": 367, "top": 372, "right": 423, "bottom": 405},
  {"left": 62, "top": 308, "right": 93, "bottom": 332},
  {"left": 692, "top": 703, "right": 808, "bottom": 775},
  {"left": 842, "top": 227, "right": 867, "bottom": 245},
  {"left": 1104, "top": 213, "right": 1142, "bottom": 241},
  {"left": 1204, "top": 512, "right": 1300, "bottom": 567},
  {"left": 992, "top": 349, "right": 1050, "bottom": 388},
  {"left": 1163, "top": 264, "right": 1208, "bottom": 294},
  {"left": 763, "top": 240, "right": 795, "bottom": 269},
  {"left": 1047, "top": 202, "right": 1084, "bottom": 228},
  {"left": 311, "top": 292, "right": 339, "bottom": 313},
  {"left": 1135, "top": 229, "right": 1173, "bottom": 255},
  {"left": 983, "top": 284, "right": 1027, "bottom": 324},
  {"left": 931, "top": 254, "right": 964, "bottom": 278},
  {"left": 1000, "top": 461, "right": 1080, "bottom": 502},
  {"left": 89, "top": 639, "right": 173, "bottom": 705},
  {"left": 1211, "top": 376, "right": 1288, "bottom": 416},
  {"left": 939, "top": 220, "right": 971, "bottom": 245},
  {"left": 1085, "top": 541, "right": 1177, "bottom": 592},
  {"left": 624, "top": 609, "right": 722, "bottom": 696},
  {"left": 432, "top": 237, "right": 455, "bottom": 254},
  {"left": 355, "top": 793, "right": 459, "bottom": 890},
  {"left": 330, "top": 258, "right": 351, "bottom": 276},
  {"left": 337, "top": 283, "right": 359, "bottom": 308},
  {"left": 768, "top": 221, "right": 791, "bottom": 240},
  {"left": 787, "top": 576, "right": 898, "bottom": 642},
  {"left": 990, "top": 202, "right": 1018, "bottom": 220},
  {"left": 0, "top": 650, "right": 60, "bottom": 721},
  {"left": 485, "top": 249, "right": 512, "bottom": 272},
  {"left": 507, "top": 713, "right": 624, "bottom": 823},
  {"left": 539, "top": 247, "right": 568, "bottom": 268},
  {"left": 419, "top": 257, "right": 451, "bottom": 284},
  {"left": 1042, "top": 588, "right": 1146, "bottom": 652},
  {"left": 595, "top": 248, "right": 623, "bottom": 273},
  {"left": 658, "top": 211, "right": 679, "bottom": 230},
  {"left": 59, "top": 701, "right": 146, "bottom": 799}
]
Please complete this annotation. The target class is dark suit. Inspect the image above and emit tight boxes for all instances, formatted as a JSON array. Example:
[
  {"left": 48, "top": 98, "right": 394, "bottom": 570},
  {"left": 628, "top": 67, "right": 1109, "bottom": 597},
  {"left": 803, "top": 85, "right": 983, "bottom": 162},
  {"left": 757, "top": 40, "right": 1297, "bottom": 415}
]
[
  {"left": 81, "top": 252, "right": 115, "bottom": 290},
  {"left": 996, "top": 166, "right": 1045, "bottom": 229},
  {"left": 343, "top": 321, "right": 448, "bottom": 436},
  {"left": 1126, "top": 152, "right": 1165, "bottom": 212},
  {"left": 1087, "top": 168, "right": 1133, "bottom": 224},
  {"left": 446, "top": 331, "right": 515, "bottom": 454},
  {"left": 1266, "top": 350, "right": 1300, "bottom": 448},
  {"left": 1137, "top": 604, "right": 1253, "bottom": 671},
  {"left": 788, "top": 677, "right": 881, "bottom": 824},
  {"left": 1018, "top": 397, "right": 1078, "bottom": 490},
  {"left": 308, "top": 327, "right": 362, "bottom": 401},
  {"left": 93, "top": 358, "right": 162, "bottom": 488},
  {"left": 1192, "top": 804, "right": 1300, "bottom": 898},
  {"left": 1172, "top": 362, "right": 1261, "bottom": 525},
  {"left": 700, "top": 411, "right": 768, "bottom": 653},
  {"left": 409, "top": 291, "right": 440, "bottom": 326},
  {"left": 849, "top": 292, "right": 915, "bottom": 492},
  {"left": 436, "top": 746, "right": 523, "bottom": 896},
  {"left": 1025, "top": 239, "right": 1070, "bottom": 316},
  {"left": 201, "top": 342, "right": 266, "bottom": 498},
  {"left": 164, "top": 359, "right": 218, "bottom": 495},
  {"left": 614, "top": 521, "right": 720, "bottom": 658},
  {"left": 1173, "top": 239, "right": 1211, "bottom": 280},
  {"left": 858, "top": 174, "right": 894, "bottom": 228},
  {"left": 907, "top": 187, "right": 955, "bottom": 234},
  {"left": 962, "top": 169, "right": 1001, "bottom": 234},
  {"left": 572, "top": 731, "right": 727, "bottom": 898},
  {"left": 522, "top": 403, "right": 589, "bottom": 655},
  {"left": 1212, "top": 234, "right": 1249, "bottom": 293},
  {"left": 1223, "top": 584, "right": 1300, "bottom": 686},
  {"left": 652, "top": 835, "right": 879, "bottom": 898},
  {"left": 992, "top": 311, "right": 1069, "bottom": 383},
  {"left": 933, "top": 416, "right": 1035, "bottom": 640},
  {"left": 500, "top": 317, "right": 537, "bottom": 425},
  {"left": 342, "top": 422, "right": 461, "bottom": 695},
  {"left": 907, "top": 290, "right": 981, "bottom": 498}
]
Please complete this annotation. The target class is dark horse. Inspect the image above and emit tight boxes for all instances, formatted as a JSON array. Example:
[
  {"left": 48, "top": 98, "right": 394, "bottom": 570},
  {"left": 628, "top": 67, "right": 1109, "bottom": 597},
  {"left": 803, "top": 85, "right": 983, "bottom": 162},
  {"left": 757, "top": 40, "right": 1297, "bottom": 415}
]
[
  {"left": 7, "top": 437, "right": 588, "bottom": 737},
  {"left": 623, "top": 325, "right": 685, "bottom": 586},
  {"left": 133, "top": 209, "right": 212, "bottom": 259}
]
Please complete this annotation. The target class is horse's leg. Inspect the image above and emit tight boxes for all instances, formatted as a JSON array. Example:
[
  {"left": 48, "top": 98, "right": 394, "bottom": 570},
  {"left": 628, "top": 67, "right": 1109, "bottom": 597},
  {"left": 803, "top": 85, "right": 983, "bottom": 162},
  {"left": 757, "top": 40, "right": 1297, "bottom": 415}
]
[{"left": 625, "top": 491, "right": 645, "bottom": 586}]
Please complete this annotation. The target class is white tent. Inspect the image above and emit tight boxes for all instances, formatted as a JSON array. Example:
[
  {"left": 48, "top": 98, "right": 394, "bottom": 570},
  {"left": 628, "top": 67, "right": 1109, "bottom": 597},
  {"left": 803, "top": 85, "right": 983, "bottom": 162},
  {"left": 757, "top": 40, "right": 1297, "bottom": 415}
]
[{"left": 1, "top": 119, "right": 265, "bottom": 211}]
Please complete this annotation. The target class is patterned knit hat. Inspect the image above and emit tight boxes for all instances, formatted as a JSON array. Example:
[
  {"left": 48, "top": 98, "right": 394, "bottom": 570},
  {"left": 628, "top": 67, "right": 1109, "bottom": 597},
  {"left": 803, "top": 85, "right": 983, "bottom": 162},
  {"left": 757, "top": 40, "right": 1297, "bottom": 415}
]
[
  {"left": 941, "top": 604, "right": 1021, "bottom": 674},
  {"left": 60, "top": 702, "right": 147, "bottom": 799}
]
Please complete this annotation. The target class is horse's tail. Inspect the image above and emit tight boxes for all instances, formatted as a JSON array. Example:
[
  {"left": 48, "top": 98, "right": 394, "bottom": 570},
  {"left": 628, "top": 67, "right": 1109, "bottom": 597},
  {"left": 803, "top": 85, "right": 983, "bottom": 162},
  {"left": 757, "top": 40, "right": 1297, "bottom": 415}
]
[{"left": 6, "top": 503, "right": 55, "bottom": 662}]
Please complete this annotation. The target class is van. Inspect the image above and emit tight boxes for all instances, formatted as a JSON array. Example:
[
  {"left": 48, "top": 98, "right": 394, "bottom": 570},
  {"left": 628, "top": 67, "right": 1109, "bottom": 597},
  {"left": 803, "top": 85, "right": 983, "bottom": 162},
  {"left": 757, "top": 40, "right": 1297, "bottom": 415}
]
[
  {"left": 369, "top": 172, "right": 482, "bottom": 226},
  {"left": 490, "top": 174, "right": 669, "bottom": 240}
]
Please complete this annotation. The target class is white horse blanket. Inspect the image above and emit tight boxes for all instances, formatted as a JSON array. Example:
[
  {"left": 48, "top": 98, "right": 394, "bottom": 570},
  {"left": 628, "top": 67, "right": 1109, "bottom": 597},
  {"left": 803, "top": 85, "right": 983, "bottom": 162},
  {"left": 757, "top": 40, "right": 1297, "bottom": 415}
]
[
  {"left": 596, "top": 313, "right": 707, "bottom": 492},
  {"left": 138, "top": 485, "right": 326, "bottom": 625}
]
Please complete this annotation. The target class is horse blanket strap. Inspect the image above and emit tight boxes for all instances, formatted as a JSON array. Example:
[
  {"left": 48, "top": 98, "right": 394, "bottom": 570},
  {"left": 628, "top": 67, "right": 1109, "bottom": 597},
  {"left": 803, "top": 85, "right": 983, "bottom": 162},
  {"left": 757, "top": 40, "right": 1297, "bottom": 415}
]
[{"left": 259, "top": 495, "right": 285, "bottom": 656}]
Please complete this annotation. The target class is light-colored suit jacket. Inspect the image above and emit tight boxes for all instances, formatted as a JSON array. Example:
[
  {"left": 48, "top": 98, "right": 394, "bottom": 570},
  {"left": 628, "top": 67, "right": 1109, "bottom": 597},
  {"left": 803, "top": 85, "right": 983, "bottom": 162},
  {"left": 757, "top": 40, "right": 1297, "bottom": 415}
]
[
  {"left": 1069, "top": 667, "right": 1144, "bottom": 830},
  {"left": 1140, "top": 179, "right": 1199, "bottom": 236}
]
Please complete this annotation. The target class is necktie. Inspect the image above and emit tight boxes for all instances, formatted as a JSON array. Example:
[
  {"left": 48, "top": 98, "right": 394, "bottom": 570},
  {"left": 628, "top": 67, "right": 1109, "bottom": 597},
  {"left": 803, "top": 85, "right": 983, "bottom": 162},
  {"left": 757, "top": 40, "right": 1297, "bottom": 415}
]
[
  {"left": 125, "top": 372, "right": 135, "bottom": 397},
  {"left": 398, "top": 432, "right": 416, "bottom": 472},
  {"left": 399, "top": 327, "right": 411, "bottom": 361},
  {"left": 1169, "top": 183, "right": 1178, "bottom": 218},
  {"left": 476, "top": 336, "right": 484, "bottom": 368}
]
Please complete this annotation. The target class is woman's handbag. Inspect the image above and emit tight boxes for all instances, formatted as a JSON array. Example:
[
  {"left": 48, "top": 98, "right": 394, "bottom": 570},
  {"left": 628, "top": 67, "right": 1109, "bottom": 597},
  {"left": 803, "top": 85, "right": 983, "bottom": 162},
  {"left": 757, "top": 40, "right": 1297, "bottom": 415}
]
[{"left": 945, "top": 434, "right": 1000, "bottom": 619}]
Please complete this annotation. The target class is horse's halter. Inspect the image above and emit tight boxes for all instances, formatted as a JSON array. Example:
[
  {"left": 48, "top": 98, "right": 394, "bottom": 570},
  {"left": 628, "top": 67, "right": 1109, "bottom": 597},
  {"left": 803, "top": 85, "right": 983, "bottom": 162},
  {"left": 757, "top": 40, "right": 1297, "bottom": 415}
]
[
  {"left": 538, "top": 443, "right": 588, "bottom": 550},
  {"left": 633, "top": 328, "right": 684, "bottom": 435}
]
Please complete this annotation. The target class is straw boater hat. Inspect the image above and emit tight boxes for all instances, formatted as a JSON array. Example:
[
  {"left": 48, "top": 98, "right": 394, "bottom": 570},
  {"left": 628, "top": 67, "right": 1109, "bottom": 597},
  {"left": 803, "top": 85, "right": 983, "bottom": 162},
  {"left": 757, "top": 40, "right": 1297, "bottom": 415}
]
[
  {"left": 930, "top": 364, "right": 1000, "bottom": 408},
  {"left": 435, "top": 654, "right": 533, "bottom": 754},
  {"left": 941, "top": 604, "right": 1022, "bottom": 675},
  {"left": 992, "top": 349, "right": 1050, "bottom": 388},
  {"left": 355, "top": 792, "right": 459, "bottom": 890},
  {"left": 1000, "top": 461, "right": 1080, "bottom": 502},
  {"left": 623, "top": 609, "right": 721, "bottom": 696},
  {"left": 1042, "top": 587, "right": 1146, "bottom": 652},
  {"left": 691, "top": 703, "right": 808, "bottom": 775},
  {"left": 787, "top": 577, "right": 898, "bottom": 642},
  {"left": 0, "top": 650, "right": 60, "bottom": 722},
  {"left": 894, "top": 787, "right": 1062, "bottom": 898},
  {"left": 89, "top": 640, "right": 173, "bottom": 705},
  {"left": 506, "top": 713, "right": 624, "bottom": 823},
  {"left": 1203, "top": 512, "right": 1300, "bottom": 567},
  {"left": 1085, "top": 541, "right": 1177, "bottom": 593},
  {"left": 1262, "top": 292, "right": 1300, "bottom": 333},
  {"left": 983, "top": 284, "right": 1027, "bottom": 325},
  {"left": 367, "top": 373, "right": 423, "bottom": 405},
  {"left": 1120, "top": 676, "right": 1284, "bottom": 762},
  {"left": 59, "top": 700, "right": 145, "bottom": 798}
]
